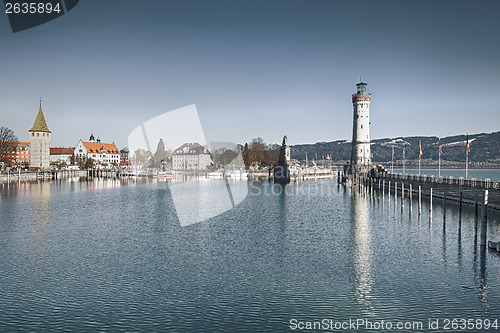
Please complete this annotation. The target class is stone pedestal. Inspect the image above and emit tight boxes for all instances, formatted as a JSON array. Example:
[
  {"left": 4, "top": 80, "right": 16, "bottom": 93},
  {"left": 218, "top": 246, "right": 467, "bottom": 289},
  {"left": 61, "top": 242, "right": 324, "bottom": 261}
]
[{"left": 274, "top": 135, "right": 291, "bottom": 183}]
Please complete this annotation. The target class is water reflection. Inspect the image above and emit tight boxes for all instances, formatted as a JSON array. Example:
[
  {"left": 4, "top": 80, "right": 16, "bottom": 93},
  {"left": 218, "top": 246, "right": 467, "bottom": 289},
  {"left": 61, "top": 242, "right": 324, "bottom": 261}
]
[
  {"left": 25, "top": 182, "right": 52, "bottom": 273},
  {"left": 350, "top": 188, "right": 374, "bottom": 316},
  {"left": 479, "top": 246, "right": 488, "bottom": 307}
]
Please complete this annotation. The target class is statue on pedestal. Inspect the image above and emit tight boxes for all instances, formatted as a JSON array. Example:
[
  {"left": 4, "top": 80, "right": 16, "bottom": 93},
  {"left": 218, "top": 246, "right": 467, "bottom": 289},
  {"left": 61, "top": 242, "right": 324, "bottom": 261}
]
[{"left": 274, "top": 135, "right": 291, "bottom": 183}]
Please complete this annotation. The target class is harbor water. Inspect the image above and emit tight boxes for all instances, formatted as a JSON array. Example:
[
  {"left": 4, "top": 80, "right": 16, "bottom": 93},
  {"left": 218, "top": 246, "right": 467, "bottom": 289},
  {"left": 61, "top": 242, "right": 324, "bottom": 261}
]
[{"left": 1, "top": 178, "right": 499, "bottom": 332}]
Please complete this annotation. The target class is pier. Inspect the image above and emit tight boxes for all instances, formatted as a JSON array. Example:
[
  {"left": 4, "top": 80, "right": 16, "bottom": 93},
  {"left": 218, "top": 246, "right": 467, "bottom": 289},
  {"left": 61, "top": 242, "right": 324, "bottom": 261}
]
[
  {"left": 351, "top": 171, "right": 500, "bottom": 254},
  {"left": 0, "top": 168, "right": 122, "bottom": 183}
]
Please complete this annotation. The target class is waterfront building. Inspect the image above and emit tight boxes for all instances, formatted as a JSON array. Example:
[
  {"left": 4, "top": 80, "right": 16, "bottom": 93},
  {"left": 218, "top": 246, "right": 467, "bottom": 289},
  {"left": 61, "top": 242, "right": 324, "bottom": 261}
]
[
  {"left": 74, "top": 134, "right": 120, "bottom": 166},
  {"left": 4, "top": 142, "right": 30, "bottom": 168},
  {"left": 50, "top": 147, "right": 75, "bottom": 165},
  {"left": 349, "top": 79, "right": 372, "bottom": 176},
  {"left": 29, "top": 102, "right": 51, "bottom": 170},
  {"left": 172, "top": 142, "right": 212, "bottom": 170},
  {"left": 120, "top": 148, "right": 131, "bottom": 167}
]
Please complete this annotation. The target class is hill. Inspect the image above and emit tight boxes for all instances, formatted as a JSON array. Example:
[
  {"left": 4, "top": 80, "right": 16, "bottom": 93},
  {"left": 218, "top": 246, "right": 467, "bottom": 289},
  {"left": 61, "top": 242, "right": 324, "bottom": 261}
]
[{"left": 290, "top": 131, "right": 500, "bottom": 165}]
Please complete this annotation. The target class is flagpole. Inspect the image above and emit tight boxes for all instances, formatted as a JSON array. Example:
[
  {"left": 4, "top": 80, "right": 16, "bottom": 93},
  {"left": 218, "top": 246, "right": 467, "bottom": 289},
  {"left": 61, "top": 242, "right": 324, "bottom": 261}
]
[
  {"left": 391, "top": 146, "right": 394, "bottom": 174},
  {"left": 419, "top": 140, "right": 422, "bottom": 176},
  {"left": 403, "top": 147, "right": 405, "bottom": 176},
  {"left": 466, "top": 149, "right": 469, "bottom": 179},
  {"left": 438, "top": 143, "right": 441, "bottom": 178},
  {"left": 465, "top": 133, "right": 469, "bottom": 179}
]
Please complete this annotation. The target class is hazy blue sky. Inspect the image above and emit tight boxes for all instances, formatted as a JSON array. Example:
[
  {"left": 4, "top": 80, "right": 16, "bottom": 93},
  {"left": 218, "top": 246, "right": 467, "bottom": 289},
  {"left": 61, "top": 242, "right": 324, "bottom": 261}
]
[{"left": 1, "top": 0, "right": 499, "bottom": 149}]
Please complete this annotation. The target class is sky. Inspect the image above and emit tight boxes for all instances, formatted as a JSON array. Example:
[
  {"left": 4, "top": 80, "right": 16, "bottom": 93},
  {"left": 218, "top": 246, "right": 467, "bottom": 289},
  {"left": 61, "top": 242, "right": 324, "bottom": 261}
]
[{"left": 1, "top": 0, "right": 499, "bottom": 149}]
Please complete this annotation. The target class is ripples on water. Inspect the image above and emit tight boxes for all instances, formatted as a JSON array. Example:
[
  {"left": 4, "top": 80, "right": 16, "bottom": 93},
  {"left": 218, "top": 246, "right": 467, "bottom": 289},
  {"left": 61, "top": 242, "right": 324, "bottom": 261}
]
[{"left": 0, "top": 179, "right": 499, "bottom": 332}]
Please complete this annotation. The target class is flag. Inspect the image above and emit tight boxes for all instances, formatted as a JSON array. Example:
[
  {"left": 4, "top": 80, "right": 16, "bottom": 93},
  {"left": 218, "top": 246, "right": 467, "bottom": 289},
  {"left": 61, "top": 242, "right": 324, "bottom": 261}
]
[
  {"left": 392, "top": 147, "right": 394, "bottom": 159},
  {"left": 466, "top": 134, "right": 470, "bottom": 153},
  {"left": 326, "top": 154, "right": 332, "bottom": 161},
  {"left": 439, "top": 139, "right": 443, "bottom": 155},
  {"left": 419, "top": 140, "right": 423, "bottom": 156},
  {"left": 403, "top": 146, "right": 405, "bottom": 158}
]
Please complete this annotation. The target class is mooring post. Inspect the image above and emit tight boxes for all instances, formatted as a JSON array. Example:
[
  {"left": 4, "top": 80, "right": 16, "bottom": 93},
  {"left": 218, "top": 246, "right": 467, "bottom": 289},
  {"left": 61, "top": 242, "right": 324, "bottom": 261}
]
[
  {"left": 388, "top": 181, "right": 391, "bottom": 204},
  {"left": 480, "top": 190, "right": 488, "bottom": 247},
  {"left": 418, "top": 185, "right": 422, "bottom": 216},
  {"left": 474, "top": 195, "right": 479, "bottom": 239},
  {"left": 395, "top": 181, "right": 398, "bottom": 202},
  {"left": 382, "top": 180, "right": 385, "bottom": 196},
  {"left": 409, "top": 184, "right": 413, "bottom": 213},
  {"left": 443, "top": 189, "right": 447, "bottom": 224},
  {"left": 459, "top": 191, "right": 463, "bottom": 229},
  {"left": 401, "top": 182, "right": 404, "bottom": 209},
  {"left": 429, "top": 188, "right": 433, "bottom": 219}
]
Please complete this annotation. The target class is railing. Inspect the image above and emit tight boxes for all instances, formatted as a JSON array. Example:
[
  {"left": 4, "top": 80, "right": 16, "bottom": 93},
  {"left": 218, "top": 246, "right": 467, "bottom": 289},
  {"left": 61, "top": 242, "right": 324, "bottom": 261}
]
[{"left": 379, "top": 172, "right": 499, "bottom": 191}]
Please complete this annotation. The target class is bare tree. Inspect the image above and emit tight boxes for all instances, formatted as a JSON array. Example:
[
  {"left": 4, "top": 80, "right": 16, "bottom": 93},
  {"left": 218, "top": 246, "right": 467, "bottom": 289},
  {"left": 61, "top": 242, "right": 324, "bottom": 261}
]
[{"left": 0, "top": 127, "right": 19, "bottom": 163}]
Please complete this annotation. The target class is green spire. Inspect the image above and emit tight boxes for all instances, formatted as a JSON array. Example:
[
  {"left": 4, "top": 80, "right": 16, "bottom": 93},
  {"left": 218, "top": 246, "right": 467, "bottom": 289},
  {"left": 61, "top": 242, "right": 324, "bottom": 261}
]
[{"left": 29, "top": 102, "right": 51, "bottom": 133}]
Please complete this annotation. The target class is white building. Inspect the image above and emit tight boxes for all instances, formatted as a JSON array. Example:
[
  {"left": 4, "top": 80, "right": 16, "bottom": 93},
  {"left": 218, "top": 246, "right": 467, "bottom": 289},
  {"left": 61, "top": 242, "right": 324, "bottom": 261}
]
[
  {"left": 172, "top": 142, "right": 212, "bottom": 170},
  {"left": 29, "top": 102, "right": 51, "bottom": 170},
  {"left": 50, "top": 147, "right": 75, "bottom": 165},
  {"left": 350, "top": 80, "right": 372, "bottom": 174},
  {"left": 74, "top": 134, "right": 120, "bottom": 166}
]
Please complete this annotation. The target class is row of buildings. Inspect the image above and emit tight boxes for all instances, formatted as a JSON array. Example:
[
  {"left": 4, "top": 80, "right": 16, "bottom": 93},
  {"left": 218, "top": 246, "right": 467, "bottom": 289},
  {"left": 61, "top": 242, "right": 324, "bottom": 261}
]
[{"left": 3, "top": 103, "right": 213, "bottom": 170}]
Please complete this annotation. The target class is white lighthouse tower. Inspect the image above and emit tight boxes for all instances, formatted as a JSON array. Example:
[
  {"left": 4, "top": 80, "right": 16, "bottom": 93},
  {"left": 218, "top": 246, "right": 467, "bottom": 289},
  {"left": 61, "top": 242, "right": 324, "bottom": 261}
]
[{"left": 350, "top": 79, "right": 372, "bottom": 176}]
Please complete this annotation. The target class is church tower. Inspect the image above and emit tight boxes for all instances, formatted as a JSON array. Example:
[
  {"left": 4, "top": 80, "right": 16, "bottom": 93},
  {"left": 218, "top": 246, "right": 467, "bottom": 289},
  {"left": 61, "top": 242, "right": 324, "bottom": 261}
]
[
  {"left": 29, "top": 101, "right": 51, "bottom": 170},
  {"left": 350, "top": 79, "right": 372, "bottom": 175}
]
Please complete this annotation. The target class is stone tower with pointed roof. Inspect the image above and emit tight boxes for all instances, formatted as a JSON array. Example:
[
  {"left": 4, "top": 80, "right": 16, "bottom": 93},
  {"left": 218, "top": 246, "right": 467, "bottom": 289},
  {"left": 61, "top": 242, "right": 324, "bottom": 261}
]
[{"left": 29, "top": 101, "right": 51, "bottom": 169}]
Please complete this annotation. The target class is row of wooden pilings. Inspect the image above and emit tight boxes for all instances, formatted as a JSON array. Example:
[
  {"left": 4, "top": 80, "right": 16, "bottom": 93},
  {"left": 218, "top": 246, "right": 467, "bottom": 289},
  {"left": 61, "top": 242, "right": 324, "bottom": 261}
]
[
  {"left": 86, "top": 168, "right": 121, "bottom": 179},
  {"left": 350, "top": 176, "right": 495, "bottom": 251}
]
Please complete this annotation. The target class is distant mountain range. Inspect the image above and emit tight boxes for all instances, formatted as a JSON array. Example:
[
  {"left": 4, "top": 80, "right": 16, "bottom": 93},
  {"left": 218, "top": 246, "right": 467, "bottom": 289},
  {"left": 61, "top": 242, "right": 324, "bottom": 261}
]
[{"left": 290, "top": 131, "right": 500, "bottom": 165}]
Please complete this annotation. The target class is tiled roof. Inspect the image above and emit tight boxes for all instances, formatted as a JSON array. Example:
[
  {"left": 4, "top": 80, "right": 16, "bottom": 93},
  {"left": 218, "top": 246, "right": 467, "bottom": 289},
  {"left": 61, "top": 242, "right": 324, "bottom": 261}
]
[
  {"left": 82, "top": 142, "right": 119, "bottom": 154},
  {"left": 50, "top": 147, "right": 75, "bottom": 155},
  {"left": 7, "top": 142, "right": 29, "bottom": 150},
  {"left": 29, "top": 106, "right": 51, "bottom": 133},
  {"left": 173, "top": 142, "right": 210, "bottom": 155}
]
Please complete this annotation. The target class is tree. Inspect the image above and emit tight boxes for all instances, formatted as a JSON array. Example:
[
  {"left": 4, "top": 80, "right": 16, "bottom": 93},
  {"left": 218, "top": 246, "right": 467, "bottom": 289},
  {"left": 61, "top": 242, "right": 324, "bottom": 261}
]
[
  {"left": 0, "top": 126, "right": 18, "bottom": 163},
  {"left": 84, "top": 158, "right": 94, "bottom": 169},
  {"left": 154, "top": 138, "right": 168, "bottom": 167},
  {"left": 212, "top": 148, "right": 239, "bottom": 167},
  {"left": 241, "top": 138, "right": 280, "bottom": 166}
]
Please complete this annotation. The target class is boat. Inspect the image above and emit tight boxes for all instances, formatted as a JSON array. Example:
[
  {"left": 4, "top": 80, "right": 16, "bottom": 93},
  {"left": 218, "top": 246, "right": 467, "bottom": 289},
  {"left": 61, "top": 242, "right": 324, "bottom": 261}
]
[{"left": 148, "top": 172, "right": 175, "bottom": 179}]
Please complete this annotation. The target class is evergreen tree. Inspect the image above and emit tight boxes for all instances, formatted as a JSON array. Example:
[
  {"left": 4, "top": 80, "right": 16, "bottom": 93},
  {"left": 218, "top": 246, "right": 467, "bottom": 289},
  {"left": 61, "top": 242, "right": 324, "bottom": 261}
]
[{"left": 154, "top": 138, "right": 168, "bottom": 166}]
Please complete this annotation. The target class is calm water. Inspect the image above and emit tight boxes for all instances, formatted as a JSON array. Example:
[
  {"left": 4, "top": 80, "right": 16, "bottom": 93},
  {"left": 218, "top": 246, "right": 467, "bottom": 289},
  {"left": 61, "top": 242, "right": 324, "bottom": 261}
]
[
  {"left": 1, "top": 178, "right": 500, "bottom": 332},
  {"left": 392, "top": 168, "right": 500, "bottom": 181}
]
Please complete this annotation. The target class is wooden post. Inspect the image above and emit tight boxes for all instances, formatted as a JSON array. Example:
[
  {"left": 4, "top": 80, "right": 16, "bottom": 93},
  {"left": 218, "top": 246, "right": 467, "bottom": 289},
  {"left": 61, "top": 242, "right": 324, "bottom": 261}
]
[
  {"left": 401, "top": 182, "right": 404, "bottom": 209},
  {"left": 418, "top": 185, "right": 421, "bottom": 216},
  {"left": 409, "top": 184, "right": 412, "bottom": 213},
  {"left": 474, "top": 195, "right": 479, "bottom": 239},
  {"left": 388, "top": 181, "right": 391, "bottom": 205},
  {"left": 458, "top": 191, "right": 463, "bottom": 228},
  {"left": 429, "top": 188, "right": 433, "bottom": 220},
  {"left": 480, "top": 190, "right": 488, "bottom": 247},
  {"left": 443, "top": 189, "right": 447, "bottom": 224},
  {"left": 382, "top": 180, "right": 385, "bottom": 196}
]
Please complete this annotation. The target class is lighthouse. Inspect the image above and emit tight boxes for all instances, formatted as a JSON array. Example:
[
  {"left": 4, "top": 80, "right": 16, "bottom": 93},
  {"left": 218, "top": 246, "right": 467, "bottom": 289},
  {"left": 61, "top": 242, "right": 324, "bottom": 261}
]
[{"left": 350, "top": 79, "right": 372, "bottom": 176}]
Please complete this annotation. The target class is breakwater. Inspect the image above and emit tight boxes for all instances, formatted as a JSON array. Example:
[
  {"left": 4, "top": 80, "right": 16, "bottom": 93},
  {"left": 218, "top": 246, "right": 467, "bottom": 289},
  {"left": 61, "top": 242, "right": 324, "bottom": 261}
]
[
  {"left": 348, "top": 172, "right": 500, "bottom": 253},
  {"left": 248, "top": 167, "right": 337, "bottom": 181}
]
